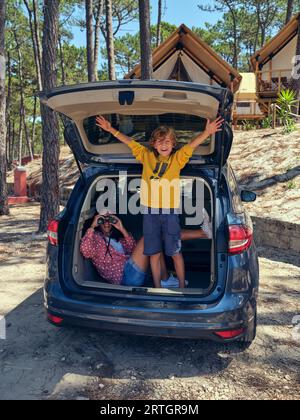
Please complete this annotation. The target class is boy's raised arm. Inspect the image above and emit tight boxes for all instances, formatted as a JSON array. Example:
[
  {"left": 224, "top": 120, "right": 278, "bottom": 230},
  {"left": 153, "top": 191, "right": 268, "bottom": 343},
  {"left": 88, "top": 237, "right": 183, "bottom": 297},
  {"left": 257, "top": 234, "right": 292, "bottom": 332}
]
[
  {"left": 95, "top": 115, "right": 133, "bottom": 146},
  {"left": 189, "top": 116, "right": 224, "bottom": 149}
]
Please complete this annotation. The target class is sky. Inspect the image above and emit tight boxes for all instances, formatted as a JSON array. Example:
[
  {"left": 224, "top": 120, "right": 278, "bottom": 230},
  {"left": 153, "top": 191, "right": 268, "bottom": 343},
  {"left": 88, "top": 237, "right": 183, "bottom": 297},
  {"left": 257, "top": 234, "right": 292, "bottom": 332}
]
[{"left": 71, "top": 0, "right": 223, "bottom": 48}]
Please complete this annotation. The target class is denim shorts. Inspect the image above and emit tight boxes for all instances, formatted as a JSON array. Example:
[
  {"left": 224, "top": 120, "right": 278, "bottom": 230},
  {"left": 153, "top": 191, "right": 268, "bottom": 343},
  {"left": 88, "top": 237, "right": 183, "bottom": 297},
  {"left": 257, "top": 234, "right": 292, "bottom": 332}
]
[
  {"left": 122, "top": 258, "right": 146, "bottom": 287},
  {"left": 143, "top": 212, "right": 182, "bottom": 257}
]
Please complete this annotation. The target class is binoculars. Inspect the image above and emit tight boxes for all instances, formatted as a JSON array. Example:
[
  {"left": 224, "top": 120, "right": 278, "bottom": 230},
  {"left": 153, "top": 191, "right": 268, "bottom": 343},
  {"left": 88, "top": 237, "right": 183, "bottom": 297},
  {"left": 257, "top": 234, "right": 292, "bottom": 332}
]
[{"left": 97, "top": 215, "right": 117, "bottom": 225}]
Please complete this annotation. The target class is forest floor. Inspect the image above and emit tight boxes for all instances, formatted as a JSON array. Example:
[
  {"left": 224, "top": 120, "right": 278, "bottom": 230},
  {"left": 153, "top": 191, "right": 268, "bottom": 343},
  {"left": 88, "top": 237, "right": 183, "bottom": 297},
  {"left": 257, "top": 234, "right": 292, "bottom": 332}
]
[{"left": 0, "top": 203, "right": 299, "bottom": 400}]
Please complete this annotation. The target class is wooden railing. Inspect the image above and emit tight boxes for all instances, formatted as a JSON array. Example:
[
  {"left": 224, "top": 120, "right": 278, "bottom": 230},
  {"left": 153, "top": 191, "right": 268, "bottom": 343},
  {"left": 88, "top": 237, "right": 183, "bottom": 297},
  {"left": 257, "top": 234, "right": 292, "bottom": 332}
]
[{"left": 256, "top": 69, "right": 294, "bottom": 93}]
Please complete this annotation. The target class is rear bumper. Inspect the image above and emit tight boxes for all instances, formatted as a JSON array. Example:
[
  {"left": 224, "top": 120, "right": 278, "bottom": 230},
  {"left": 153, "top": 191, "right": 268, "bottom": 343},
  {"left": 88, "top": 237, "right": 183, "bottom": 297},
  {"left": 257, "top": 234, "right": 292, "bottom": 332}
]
[
  {"left": 47, "top": 308, "right": 247, "bottom": 341},
  {"left": 44, "top": 283, "right": 256, "bottom": 342}
]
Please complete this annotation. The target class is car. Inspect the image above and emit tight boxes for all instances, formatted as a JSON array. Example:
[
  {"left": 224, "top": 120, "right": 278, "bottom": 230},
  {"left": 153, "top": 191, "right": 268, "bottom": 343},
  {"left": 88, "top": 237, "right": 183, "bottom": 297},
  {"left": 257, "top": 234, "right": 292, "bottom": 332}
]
[{"left": 41, "top": 80, "right": 259, "bottom": 344}]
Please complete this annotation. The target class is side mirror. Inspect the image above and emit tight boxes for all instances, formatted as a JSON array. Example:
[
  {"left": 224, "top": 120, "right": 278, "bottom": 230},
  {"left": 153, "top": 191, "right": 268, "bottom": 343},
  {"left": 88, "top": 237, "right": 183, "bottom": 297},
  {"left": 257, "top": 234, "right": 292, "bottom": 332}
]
[{"left": 241, "top": 190, "right": 257, "bottom": 202}]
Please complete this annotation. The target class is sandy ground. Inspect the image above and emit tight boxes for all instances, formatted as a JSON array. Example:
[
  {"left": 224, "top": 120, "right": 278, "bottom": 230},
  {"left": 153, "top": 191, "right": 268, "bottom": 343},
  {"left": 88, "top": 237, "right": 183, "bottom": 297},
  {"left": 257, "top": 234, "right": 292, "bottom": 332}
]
[
  {"left": 231, "top": 126, "right": 300, "bottom": 223},
  {"left": 0, "top": 203, "right": 299, "bottom": 400}
]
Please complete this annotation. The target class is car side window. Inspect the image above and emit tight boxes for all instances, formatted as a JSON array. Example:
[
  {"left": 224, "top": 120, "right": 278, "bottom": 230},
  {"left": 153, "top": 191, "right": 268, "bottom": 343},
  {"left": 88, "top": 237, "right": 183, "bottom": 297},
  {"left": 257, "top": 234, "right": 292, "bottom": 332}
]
[{"left": 227, "top": 165, "right": 244, "bottom": 214}]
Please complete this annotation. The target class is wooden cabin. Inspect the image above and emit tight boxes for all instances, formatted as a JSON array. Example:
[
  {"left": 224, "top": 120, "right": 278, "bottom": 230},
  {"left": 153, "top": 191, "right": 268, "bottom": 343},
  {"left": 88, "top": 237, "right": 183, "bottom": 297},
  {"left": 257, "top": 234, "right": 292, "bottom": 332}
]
[
  {"left": 126, "top": 24, "right": 242, "bottom": 94},
  {"left": 250, "top": 13, "right": 300, "bottom": 114}
]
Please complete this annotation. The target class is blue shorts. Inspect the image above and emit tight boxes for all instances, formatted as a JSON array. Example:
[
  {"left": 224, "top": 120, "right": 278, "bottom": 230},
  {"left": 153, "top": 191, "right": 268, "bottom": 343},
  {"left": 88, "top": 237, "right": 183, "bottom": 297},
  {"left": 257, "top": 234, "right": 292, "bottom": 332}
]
[
  {"left": 122, "top": 258, "right": 146, "bottom": 287},
  {"left": 143, "top": 212, "right": 182, "bottom": 257}
]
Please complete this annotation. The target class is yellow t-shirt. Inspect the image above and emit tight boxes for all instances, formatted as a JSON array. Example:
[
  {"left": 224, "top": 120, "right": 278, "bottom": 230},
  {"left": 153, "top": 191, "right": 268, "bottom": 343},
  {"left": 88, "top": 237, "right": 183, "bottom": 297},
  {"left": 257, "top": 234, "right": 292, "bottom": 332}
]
[{"left": 128, "top": 140, "right": 194, "bottom": 209}]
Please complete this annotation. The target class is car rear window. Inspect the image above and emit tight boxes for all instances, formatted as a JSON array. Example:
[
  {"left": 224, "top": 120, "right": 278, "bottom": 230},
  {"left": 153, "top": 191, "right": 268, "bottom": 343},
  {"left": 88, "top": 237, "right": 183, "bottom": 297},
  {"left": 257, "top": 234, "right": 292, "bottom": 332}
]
[{"left": 83, "top": 113, "right": 209, "bottom": 146}]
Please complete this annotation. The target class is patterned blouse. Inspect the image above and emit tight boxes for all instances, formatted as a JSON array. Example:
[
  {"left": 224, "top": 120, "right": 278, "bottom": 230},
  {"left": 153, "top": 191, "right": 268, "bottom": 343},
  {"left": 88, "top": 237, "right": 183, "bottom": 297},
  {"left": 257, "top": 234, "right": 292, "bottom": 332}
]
[{"left": 80, "top": 228, "right": 136, "bottom": 285}]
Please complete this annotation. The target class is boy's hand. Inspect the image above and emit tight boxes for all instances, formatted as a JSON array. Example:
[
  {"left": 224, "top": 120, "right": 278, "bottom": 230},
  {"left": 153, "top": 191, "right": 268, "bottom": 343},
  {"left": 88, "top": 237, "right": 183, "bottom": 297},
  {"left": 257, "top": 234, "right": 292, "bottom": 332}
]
[
  {"left": 204, "top": 116, "right": 224, "bottom": 136},
  {"left": 189, "top": 116, "right": 224, "bottom": 149},
  {"left": 96, "top": 115, "right": 112, "bottom": 133}
]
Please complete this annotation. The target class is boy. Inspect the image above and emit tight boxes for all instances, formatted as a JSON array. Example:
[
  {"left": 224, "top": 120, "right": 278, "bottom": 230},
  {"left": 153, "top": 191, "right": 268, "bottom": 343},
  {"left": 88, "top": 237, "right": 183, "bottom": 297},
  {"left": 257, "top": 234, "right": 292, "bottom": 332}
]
[{"left": 96, "top": 115, "right": 223, "bottom": 288}]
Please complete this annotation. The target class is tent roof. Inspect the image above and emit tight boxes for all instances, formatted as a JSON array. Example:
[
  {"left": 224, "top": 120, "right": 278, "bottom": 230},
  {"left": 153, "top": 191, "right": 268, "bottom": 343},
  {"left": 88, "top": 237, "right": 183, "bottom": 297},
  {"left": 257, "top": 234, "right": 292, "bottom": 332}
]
[
  {"left": 125, "top": 24, "right": 242, "bottom": 93},
  {"left": 250, "top": 13, "right": 300, "bottom": 70}
]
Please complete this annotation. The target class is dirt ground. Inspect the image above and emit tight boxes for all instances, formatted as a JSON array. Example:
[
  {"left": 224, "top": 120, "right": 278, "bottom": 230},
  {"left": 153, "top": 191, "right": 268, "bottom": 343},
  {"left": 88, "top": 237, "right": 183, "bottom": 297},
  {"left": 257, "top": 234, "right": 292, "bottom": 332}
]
[{"left": 0, "top": 203, "right": 299, "bottom": 400}]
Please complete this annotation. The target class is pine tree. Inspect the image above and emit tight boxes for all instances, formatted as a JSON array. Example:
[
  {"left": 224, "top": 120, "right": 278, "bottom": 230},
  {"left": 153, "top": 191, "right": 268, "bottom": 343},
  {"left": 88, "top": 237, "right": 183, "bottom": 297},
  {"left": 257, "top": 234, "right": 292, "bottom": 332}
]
[
  {"left": 38, "top": 0, "right": 60, "bottom": 232},
  {"left": 0, "top": 0, "right": 9, "bottom": 216},
  {"left": 138, "top": 0, "right": 152, "bottom": 79}
]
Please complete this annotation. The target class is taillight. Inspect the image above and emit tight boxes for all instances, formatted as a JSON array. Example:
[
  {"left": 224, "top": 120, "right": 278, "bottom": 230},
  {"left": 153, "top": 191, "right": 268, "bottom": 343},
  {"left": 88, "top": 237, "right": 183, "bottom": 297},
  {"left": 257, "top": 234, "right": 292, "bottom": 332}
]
[
  {"left": 47, "top": 219, "right": 59, "bottom": 246},
  {"left": 214, "top": 328, "right": 245, "bottom": 339},
  {"left": 47, "top": 314, "right": 63, "bottom": 325},
  {"left": 228, "top": 224, "right": 253, "bottom": 254}
]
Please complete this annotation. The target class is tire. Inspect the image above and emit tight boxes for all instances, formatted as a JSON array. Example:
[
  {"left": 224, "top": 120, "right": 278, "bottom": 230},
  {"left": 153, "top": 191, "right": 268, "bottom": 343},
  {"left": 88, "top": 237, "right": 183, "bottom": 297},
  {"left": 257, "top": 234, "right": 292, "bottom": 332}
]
[{"left": 239, "top": 309, "right": 257, "bottom": 349}]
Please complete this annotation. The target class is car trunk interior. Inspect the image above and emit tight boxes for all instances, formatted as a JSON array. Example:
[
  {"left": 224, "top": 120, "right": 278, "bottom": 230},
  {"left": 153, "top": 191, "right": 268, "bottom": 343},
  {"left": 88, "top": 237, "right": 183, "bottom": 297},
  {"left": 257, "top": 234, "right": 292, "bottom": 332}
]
[{"left": 72, "top": 174, "right": 214, "bottom": 295}]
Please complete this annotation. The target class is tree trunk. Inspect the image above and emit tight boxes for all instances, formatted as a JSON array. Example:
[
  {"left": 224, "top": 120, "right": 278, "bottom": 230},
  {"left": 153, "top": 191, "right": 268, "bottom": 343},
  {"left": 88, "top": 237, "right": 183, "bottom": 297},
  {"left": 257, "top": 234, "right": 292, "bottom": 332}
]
[
  {"left": 93, "top": 0, "right": 104, "bottom": 81},
  {"left": 139, "top": 0, "right": 153, "bottom": 80},
  {"left": 18, "top": 109, "right": 23, "bottom": 165},
  {"left": 31, "top": 95, "right": 37, "bottom": 155},
  {"left": 14, "top": 30, "right": 34, "bottom": 161},
  {"left": 33, "top": 0, "right": 43, "bottom": 80},
  {"left": 58, "top": 33, "right": 66, "bottom": 85},
  {"left": 10, "top": 121, "right": 15, "bottom": 164},
  {"left": 156, "top": 0, "right": 162, "bottom": 47},
  {"left": 225, "top": 0, "right": 238, "bottom": 69},
  {"left": 23, "top": 0, "right": 43, "bottom": 91},
  {"left": 0, "top": 0, "right": 8, "bottom": 215},
  {"left": 86, "top": 0, "right": 95, "bottom": 82},
  {"left": 286, "top": 0, "right": 294, "bottom": 24},
  {"left": 39, "top": 0, "right": 60, "bottom": 233},
  {"left": 6, "top": 50, "right": 11, "bottom": 165},
  {"left": 106, "top": 0, "right": 116, "bottom": 80}
]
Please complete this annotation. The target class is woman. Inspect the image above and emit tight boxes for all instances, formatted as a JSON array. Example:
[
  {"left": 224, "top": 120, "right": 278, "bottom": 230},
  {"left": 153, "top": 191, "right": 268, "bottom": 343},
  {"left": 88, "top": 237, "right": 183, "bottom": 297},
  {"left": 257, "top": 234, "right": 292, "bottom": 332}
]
[{"left": 80, "top": 210, "right": 211, "bottom": 288}]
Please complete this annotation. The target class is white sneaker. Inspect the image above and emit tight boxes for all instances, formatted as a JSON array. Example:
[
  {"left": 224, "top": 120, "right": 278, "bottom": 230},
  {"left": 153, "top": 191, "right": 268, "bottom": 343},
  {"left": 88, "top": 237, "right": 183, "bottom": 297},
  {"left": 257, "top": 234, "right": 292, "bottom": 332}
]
[
  {"left": 161, "top": 275, "right": 189, "bottom": 288},
  {"left": 161, "top": 274, "right": 179, "bottom": 288}
]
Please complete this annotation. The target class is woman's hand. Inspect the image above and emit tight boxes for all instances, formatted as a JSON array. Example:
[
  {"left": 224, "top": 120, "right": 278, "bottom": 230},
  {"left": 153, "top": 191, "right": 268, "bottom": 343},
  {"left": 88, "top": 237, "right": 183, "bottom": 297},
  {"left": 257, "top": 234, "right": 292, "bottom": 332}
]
[
  {"left": 205, "top": 116, "right": 224, "bottom": 136},
  {"left": 91, "top": 214, "right": 102, "bottom": 229},
  {"left": 96, "top": 115, "right": 113, "bottom": 133},
  {"left": 111, "top": 215, "right": 124, "bottom": 232},
  {"left": 112, "top": 216, "right": 130, "bottom": 238}
]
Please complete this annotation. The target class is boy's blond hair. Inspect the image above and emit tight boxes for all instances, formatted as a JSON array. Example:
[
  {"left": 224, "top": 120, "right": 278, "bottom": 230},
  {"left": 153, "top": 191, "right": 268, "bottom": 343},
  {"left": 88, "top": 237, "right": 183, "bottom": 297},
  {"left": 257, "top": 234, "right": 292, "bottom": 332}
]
[{"left": 149, "top": 126, "right": 177, "bottom": 149}]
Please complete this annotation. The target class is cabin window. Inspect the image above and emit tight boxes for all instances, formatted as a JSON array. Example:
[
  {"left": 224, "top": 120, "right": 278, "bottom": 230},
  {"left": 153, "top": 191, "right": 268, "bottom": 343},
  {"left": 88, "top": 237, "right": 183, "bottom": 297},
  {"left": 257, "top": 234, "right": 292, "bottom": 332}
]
[{"left": 237, "top": 102, "right": 250, "bottom": 108}]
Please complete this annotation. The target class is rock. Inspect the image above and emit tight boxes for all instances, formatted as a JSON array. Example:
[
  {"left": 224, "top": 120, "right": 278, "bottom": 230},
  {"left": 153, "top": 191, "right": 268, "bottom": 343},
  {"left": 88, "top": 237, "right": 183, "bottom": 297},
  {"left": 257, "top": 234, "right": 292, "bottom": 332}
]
[{"left": 76, "top": 396, "right": 89, "bottom": 401}]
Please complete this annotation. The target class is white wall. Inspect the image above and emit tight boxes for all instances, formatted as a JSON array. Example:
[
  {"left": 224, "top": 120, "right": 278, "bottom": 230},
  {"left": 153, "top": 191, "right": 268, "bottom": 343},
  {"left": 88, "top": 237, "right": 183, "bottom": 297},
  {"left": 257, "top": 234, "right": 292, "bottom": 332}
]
[
  {"left": 236, "top": 102, "right": 263, "bottom": 115},
  {"left": 153, "top": 51, "right": 221, "bottom": 86},
  {"left": 262, "top": 35, "right": 296, "bottom": 80}
]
